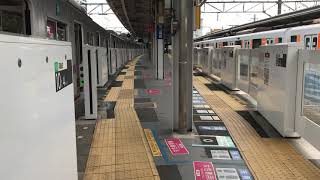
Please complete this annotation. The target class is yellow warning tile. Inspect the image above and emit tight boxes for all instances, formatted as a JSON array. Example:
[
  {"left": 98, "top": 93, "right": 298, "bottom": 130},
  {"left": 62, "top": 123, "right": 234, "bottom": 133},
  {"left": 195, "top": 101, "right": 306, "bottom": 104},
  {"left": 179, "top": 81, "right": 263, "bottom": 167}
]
[
  {"left": 116, "top": 75, "right": 125, "bottom": 81},
  {"left": 104, "top": 87, "right": 121, "bottom": 101}
]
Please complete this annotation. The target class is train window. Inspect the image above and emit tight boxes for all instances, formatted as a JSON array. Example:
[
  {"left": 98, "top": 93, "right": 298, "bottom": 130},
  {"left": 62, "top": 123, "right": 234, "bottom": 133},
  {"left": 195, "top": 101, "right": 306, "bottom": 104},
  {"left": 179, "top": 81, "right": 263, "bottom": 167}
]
[
  {"left": 267, "top": 38, "right": 274, "bottom": 45},
  {"left": 291, "top": 35, "right": 297, "bottom": 42},
  {"left": 305, "top": 37, "right": 311, "bottom": 49},
  {"left": 278, "top": 37, "right": 283, "bottom": 43},
  {"left": 47, "top": 19, "right": 57, "bottom": 40},
  {"left": 235, "top": 40, "right": 241, "bottom": 46},
  {"left": 47, "top": 19, "right": 67, "bottom": 41},
  {"left": 223, "top": 42, "right": 228, "bottom": 46},
  {"left": 215, "top": 43, "right": 218, "bottom": 48},
  {"left": 252, "top": 39, "right": 262, "bottom": 49},
  {"left": 57, "top": 22, "right": 67, "bottom": 41},
  {"left": 0, "top": 0, "right": 31, "bottom": 35}
]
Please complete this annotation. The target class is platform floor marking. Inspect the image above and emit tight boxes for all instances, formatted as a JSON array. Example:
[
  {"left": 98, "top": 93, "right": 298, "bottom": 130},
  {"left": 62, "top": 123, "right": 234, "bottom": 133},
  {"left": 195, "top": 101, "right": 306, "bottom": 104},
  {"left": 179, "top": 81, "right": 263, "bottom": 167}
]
[
  {"left": 144, "top": 129, "right": 162, "bottom": 157},
  {"left": 194, "top": 76, "right": 320, "bottom": 180},
  {"left": 84, "top": 57, "right": 160, "bottom": 180}
]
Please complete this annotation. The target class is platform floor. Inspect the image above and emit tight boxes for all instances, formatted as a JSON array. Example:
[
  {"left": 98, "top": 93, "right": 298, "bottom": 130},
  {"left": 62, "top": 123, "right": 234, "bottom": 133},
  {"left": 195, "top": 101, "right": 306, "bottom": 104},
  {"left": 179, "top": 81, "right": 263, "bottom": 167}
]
[
  {"left": 83, "top": 54, "right": 320, "bottom": 180},
  {"left": 84, "top": 59, "right": 159, "bottom": 180}
]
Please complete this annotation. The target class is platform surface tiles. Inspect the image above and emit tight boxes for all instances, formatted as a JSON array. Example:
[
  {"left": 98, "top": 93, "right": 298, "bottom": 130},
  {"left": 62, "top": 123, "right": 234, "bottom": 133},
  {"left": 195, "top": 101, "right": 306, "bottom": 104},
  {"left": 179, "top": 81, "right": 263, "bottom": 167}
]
[{"left": 84, "top": 55, "right": 320, "bottom": 180}]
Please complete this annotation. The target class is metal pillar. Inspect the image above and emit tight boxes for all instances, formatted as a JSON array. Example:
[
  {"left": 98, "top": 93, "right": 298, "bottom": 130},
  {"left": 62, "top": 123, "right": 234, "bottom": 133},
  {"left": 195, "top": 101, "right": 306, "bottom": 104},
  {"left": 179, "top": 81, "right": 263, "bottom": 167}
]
[
  {"left": 277, "top": 0, "right": 282, "bottom": 15},
  {"left": 174, "top": 0, "right": 193, "bottom": 133}
]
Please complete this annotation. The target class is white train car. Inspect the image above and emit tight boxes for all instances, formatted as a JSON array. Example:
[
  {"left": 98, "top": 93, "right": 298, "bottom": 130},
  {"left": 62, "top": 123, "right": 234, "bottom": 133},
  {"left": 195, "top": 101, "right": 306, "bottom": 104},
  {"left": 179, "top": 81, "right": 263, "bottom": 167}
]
[
  {"left": 0, "top": 0, "right": 144, "bottom": 99},
  {"left": 195, "top": 24, "right": 320, "bottom": 77},
  {"left": 195, "top": 24, "right": 320, "bottom": 50}
]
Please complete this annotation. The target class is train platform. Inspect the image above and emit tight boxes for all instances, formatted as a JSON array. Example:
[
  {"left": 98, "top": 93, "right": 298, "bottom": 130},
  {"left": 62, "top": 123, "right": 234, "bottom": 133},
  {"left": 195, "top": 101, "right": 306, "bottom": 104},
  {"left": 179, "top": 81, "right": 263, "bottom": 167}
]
[
  {"left": 4, "top": 1, "right": 320, "bottom": 180},
  {"left": 82, "top": 55, "right": 320, "bottom": 180}
]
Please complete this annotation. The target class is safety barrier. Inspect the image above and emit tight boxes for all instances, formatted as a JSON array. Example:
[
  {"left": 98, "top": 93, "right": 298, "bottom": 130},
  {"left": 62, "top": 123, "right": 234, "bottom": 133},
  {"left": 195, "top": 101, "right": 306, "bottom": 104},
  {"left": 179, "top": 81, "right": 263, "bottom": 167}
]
[
  {"left": 0, "top": 34, "right": 77, "bottom": 180},
  {"left": 194, "top": 44, "right": 320, "bottom": 150},
  {"left": 96, "top": 47, "right": 108, "bottom": 87},
  {"left": 82, "top": 45, "right": 98, "bottom": 119}
]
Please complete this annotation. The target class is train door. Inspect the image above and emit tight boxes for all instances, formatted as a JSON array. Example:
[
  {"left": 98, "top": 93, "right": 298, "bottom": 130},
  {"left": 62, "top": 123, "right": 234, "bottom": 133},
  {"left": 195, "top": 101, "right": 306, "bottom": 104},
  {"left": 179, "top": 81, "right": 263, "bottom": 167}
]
[
  {"left": 304, "top": 35, "right": 317, "bottom": 50},
  {"left": 74, "top": 22, "right": 83, "bottom": 95}
]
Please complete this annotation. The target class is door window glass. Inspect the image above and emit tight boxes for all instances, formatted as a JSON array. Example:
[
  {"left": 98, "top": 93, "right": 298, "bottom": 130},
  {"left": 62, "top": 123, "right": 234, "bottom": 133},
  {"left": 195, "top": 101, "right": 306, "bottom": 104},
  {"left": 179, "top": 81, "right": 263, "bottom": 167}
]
[
  {"left": 47, "top": 19, "right": 67, "bottom": 41},
  {"left": 57, "top": 22, "right": 67, "bottom": 41},
  {"left": 305, "top": 37, "right": 311, "bottom": 49},
  {"left": 312, "top": 37, "right": 317, "bottom": 49}
]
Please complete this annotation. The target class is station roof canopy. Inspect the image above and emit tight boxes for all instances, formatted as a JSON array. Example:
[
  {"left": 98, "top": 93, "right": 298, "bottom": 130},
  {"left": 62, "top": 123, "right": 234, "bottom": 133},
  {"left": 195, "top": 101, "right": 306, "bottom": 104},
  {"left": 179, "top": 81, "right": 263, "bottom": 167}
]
[{"left": 106, "top": 0, "right": 153, "bottom": 39}]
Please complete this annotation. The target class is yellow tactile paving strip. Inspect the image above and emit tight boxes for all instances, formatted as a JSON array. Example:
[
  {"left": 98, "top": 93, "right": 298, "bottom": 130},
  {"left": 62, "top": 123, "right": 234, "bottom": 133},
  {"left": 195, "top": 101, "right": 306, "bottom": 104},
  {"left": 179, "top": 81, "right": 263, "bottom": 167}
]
[
  {"left": 197, "top": 76, "right": 247, "bottom": 111},
  {"left": 116, "top": 75, "right": 125, "bottom": 81},
  {"left": 84, "top": 58, "right": 160, "bottom": 180},
  {"left": 104, "top": 87, "right": 121, "bottom": 102},
  {"left": 194, "top": 76, "right": 320, "bottom": 180}
]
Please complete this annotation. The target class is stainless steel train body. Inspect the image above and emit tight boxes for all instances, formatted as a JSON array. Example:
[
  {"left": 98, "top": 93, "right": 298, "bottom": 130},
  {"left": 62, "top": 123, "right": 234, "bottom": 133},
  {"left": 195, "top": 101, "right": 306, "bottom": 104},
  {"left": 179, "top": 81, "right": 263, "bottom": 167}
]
[
  {"left": 194, "top": 24, "right": 320, "bottom": 94},
  {"left": 0, "top": 0, "right": 144, "bottom": 99},
  {"left": 195, "top": 24, "right": 320, "bottom": 50}
]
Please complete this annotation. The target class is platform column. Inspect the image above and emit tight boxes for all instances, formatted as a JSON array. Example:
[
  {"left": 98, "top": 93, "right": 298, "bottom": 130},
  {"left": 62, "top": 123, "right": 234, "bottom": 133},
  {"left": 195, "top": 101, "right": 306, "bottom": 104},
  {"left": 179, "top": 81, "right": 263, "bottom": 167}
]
[{"left": 172, "top": 0, "right": 193, "bottom": 132}]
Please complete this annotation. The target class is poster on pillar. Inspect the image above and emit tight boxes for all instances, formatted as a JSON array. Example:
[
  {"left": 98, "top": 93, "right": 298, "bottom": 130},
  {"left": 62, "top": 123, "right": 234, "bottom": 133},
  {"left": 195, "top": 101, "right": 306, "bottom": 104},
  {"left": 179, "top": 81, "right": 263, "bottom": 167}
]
[{"left": 157, "top": 24, "right": 163, "bottom": 39}]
